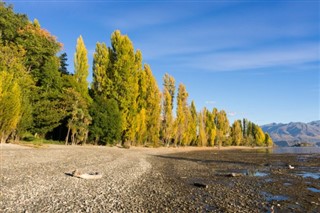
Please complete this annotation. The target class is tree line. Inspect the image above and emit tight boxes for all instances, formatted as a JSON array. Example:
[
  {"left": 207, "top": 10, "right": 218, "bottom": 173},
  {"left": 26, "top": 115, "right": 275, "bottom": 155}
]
[{"left": 0, "top": 3, "right": 273, "bottom": 147}]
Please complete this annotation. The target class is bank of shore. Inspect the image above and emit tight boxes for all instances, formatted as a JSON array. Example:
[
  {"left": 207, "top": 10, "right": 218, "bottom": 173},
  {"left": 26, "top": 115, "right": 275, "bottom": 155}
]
[{"left": 1, "top": 144, "right": 319, "bottom": 212}]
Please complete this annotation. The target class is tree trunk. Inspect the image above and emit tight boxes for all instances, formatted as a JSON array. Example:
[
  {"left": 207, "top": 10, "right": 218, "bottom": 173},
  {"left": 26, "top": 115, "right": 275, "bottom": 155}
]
[
  {"left": 71, "top": 131, "right": 75, "bottom": 145},
  {"left": 83, "top": 130, "right": 88, "bottom": 145},
  {"left": 1, "top": 134, "right": 9, "bottom": 144},
  {"left": 65, "top": 127, "right": 71, "bottom": 145}
]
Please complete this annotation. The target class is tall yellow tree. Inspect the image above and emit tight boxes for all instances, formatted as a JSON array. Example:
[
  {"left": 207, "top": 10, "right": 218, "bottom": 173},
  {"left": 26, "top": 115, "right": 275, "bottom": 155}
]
[
  {"left": 175, "top": 83, "right": 189, "bottom": 146},
  {"left": 264, "top": 133, "right": 273, "bottom": 147},
  {"left": 92, "top": 42, "right": 111, "bottom": 95},
  {"left": 188, "top": 100, "right": 198, "bottom": 145},
  {"left": 216, "top": 110, "right": 230, "bottom": 147},
  {"left": 163, "top": 73, "right": 175, "bottom": 110},
  {"left": 197, "top": 109, "right": 207, "bottom": 146},
  {"left": 0, "top": 72, "right": 21, "bottom": 143},
  {"left": 66, "top": 35, "right": 92, "bottom": 145},
  {"left": 162, "top": 87, "right": 174, "bottom": 146},
  {"left": 109, "top": 30, "right": 137, "bottom": 143},
  {"left": 74, "top": 35, "right": 90, "bottom": 101},
  {"left": 144, "top": 64, "right": 161, "bottom": 146},
  {"left": 231, "top": 120, "right": 243, "bottom": 146}
]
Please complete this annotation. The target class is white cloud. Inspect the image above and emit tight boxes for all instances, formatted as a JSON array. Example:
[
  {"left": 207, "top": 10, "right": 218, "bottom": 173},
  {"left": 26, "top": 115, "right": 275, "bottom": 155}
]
[
  {"left": 205, "top": 100, "right": 216, "bottom": 105},
  {"left": 227, "top": 112, "right": 237, "bottom": 117},
  {"left": 180, "top": 42, "right": 319, "bottom": 72}
]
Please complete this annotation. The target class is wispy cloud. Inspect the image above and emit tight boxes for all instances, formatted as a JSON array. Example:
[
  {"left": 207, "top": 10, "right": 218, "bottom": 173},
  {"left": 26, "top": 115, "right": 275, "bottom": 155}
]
[
  {"left": 227, "top": 112, "right": 237, "bottom": 117},
  {"left": 205, "top": 100, "right": 216, "bottom": 105},
  {"left": 182, "top": 42, "right": 319, "bottom": 72},
  {"left": 123, "top": 2, "right": 319, "bottom": 74}
]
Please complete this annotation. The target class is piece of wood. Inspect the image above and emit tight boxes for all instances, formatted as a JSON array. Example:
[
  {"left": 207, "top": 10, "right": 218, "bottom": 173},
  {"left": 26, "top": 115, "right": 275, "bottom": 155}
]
[{"left": 71, "top": 170, "right": 102, "bottom": 179}]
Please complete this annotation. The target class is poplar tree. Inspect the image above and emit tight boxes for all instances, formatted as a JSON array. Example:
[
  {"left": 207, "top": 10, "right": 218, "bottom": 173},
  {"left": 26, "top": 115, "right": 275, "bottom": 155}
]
[
  {"left": 92, "top": 42, "right": 111, "bottom": 96},
  {"left": 135, "top": 108, "right": 147, "bottom": 145},
  {"left": 136, "top": 63, "right": 148, "bottom": 145},
  {"left": 197, "top": 110, "right": 207, "bottom": 146},
  {"left": 74, "top": 35, "right": 90, "bottom": 100},
  {"left": 162, "top": 87, "right": 173, "bottom": 146},
  {"left": 231, "top": 120, "right": 243, "bottom": 146},
  {"left": 163, "top": 73, "right": 175, "bottom": 110},
  {"left": 127, "top": 50, "right": 142, "bottom": 144},
  {"left": 205, "top": 109, "right": 216, "bottom": 146},
  {"left": 175, "top": 83, "right": 189, "bottom": 146},
  {"left": 144, "top": 64, "right": 161, "bottom": 146},
  {"left": 66, "top": 36, "right": 92, "bottom": 145},
  {"left": 253, "top": 124, "right": 265, "bottom": 146},
  {"left": 0, "top": 72, "right": 21, "bottom": 143},
  {"left": 216, "top": 110, "right": 229, "bottom": 146},
  {"left": 110, "top": 30, "right": 137, "bottom": 142},
  {"left": 189, "top": 101, "right": 198, "bottom": 145},
  {"left": 264, "top": 133, "right": 273, "bottom": 147},
  {"left": 0, "top": 44, "right": 34, "bottom": 140}
]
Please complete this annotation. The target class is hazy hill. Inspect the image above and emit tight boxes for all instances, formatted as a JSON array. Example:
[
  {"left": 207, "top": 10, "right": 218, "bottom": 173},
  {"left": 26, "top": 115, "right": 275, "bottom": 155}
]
[{"left": 261, "top": 121, "right": 320, "bottom": 147}]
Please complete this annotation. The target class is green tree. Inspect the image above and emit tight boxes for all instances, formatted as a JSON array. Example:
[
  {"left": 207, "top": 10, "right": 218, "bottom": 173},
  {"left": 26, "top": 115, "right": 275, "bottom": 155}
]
[
  {"left": 31, "top": 56, "right": 67, "bottom": 137},
  {"left": 16, "top": 19, "right": 62, "bottom": 79},
  {"left": 59, "top": 52, "right": 69, "bottom": 75},
  {"left": 0, "top": 3, "right": 28, "bottom": 45},
  {"left": 90, "top": 96, "right": 121, "bottom": 145},
  {"left": 64, "top": 87, "right": 91, "bottom": 145}
]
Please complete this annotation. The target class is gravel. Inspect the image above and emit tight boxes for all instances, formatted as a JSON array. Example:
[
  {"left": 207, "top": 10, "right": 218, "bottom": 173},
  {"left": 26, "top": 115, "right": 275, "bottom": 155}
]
[{"left": 1, "top": 144, "right": 319, "bottom": 212}]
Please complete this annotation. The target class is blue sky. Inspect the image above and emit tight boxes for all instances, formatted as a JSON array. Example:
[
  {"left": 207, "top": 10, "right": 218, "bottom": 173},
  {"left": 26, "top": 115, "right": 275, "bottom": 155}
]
[{"left": 7, "top": 0, "right": 320, "bottom": 125}]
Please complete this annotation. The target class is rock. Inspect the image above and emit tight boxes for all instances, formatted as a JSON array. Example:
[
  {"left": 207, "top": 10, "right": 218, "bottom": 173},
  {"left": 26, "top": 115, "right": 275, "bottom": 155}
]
[
  {"left": 227, "top": 173, "right": 244, "bottom": 177},
  {"left": 123, "top": 141, "right": 131, "bottom": 149},
  {"left": 193, "top": 182, "right": 208, "bottom": 188}
]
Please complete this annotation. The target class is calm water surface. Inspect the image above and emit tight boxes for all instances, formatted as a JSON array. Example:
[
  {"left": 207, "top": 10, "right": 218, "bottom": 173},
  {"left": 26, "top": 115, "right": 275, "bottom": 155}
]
[{"left": 272, "top": 147, "right": 320, "bottom": 154}]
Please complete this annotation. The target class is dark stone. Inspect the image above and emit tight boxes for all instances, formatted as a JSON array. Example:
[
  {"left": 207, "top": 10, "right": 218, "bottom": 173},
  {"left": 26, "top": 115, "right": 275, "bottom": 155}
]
[{"left": 193, "top": 182, "right": 208, "bottom": 188}]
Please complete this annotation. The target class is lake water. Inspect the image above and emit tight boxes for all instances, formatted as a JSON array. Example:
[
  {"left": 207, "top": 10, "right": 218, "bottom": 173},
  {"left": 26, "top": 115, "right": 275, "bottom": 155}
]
[{"left": 272, "top": 147, "right": 320, "bottom": 154}]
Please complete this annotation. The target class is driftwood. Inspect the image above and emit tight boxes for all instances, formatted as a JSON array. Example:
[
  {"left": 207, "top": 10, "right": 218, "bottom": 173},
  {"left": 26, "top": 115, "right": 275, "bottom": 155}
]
[{"left": 71, "top": 169, "right": 103, "bottom": 179}]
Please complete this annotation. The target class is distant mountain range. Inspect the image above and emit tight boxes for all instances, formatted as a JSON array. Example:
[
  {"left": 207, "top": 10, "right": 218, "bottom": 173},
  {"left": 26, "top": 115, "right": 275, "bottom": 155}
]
[{"left": 261, "top": 121, "right": 320, "bottom": 147}]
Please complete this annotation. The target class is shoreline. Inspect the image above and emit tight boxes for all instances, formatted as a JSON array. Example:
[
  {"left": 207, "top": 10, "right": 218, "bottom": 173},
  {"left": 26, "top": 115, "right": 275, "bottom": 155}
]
[
  {"left": 1, "top": 142, "right": 272, "bottom": 151},
  {"left": 1, "top": 143, "right": 319, "bottom": 212}
]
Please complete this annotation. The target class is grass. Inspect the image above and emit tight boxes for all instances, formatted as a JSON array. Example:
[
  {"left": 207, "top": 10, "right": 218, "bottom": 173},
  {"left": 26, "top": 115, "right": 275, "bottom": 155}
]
[{"left": 18, "top": 133, "right": 65, "bottom": 148}]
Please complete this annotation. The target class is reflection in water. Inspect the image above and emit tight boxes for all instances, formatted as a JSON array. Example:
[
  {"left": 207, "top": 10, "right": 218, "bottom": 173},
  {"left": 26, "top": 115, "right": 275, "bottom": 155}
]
[
  {"left": 272, "top": 147, "right": 320, "bottom": 154},
  {"left": 246, "top": 169, "right": 268, "bottom": 177},
  {"left": 261, "top": 192, "right": 289, "bottom": 202},
  {"left": 308, "top": 187, "right": 320, "bottom": 193},
  {"left": 297, "top": 172, "right": 320, "bottom": 179}
]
